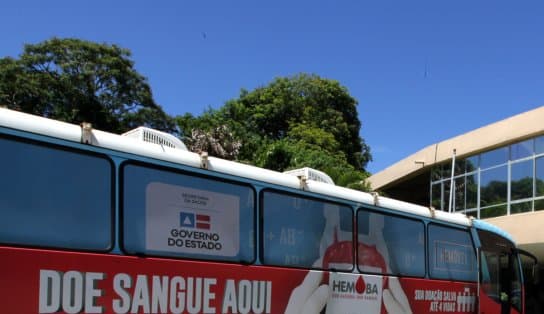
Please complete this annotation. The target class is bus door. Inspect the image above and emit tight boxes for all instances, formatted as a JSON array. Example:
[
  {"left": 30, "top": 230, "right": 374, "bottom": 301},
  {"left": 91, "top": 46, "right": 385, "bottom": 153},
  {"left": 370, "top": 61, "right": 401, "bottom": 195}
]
[
  {"left": 477, "top": 230, "right": 523, "bottom": 314},
  {"left": 517, "top": 249, "right": 538, "bottom": 314}
]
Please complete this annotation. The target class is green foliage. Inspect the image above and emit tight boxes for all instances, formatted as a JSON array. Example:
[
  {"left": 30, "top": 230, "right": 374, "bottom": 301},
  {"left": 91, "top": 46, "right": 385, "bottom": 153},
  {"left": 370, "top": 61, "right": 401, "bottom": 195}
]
[
  {"left": 288, "top": 124, "right": 339, "bottom": 152},
  {"left": 255, "top": 139, "right": 294, "bottom": 172},
  {"left": 511, "top": 177, "right": 533, "bottom": 200},
  {"left": 176, "top": 74, "right": 372, "bottom": 190},
  {"left": 1, "top": 39, "right": 373, "bottom": 190},
  {"left": 218, "top": 74, "right": 371, "bottom": 170},
  {"left": 0, "top": 38, "right": 175, "bottom": 134},
  {"left": 480, "top": 180, "right": 507, "bottom": 207}
]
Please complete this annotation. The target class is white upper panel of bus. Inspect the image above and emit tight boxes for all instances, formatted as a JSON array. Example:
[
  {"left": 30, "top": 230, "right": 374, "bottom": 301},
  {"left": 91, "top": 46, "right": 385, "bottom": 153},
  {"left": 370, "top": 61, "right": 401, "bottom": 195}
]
[{"left": 0, "top": 107, "right": 471, "bottom": 227}]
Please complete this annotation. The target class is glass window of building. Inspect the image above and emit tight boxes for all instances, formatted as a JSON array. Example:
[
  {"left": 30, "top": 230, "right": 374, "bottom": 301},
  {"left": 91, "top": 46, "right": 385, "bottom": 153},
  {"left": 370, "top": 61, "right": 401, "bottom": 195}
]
[
  {"left": 535, "top": 199, "right": 544, "bottom": 211},
  {"left": 466, "top": 173, "right": 478, "bottom": 210},
  {"left": 535, "top": 135, "right": 544, "bottom": 155},
  {"left": 441, "top": 163, "right": 451, "bottom": 180},
  {"left": 454, "top": 159, "right": 466, "bottom": 176},
  {"left": 480, "top": 147, "right": 508, "bottom": 169},
  {"left": 430, "top": 135, "right": 544, "bottom": 218},
  {"left": 431, "top": 167, "right": 442, "bottom": 181},
  {"left": 466, "top": 155, "right": 479, "bottom": 172},
  {"left": 454, "top": 176, "right": 465, "bottom": 211},
  {"left": 510, "top": 139, "right": 534, "bottom": 160},
  {"left": 511, "top": 159, "right": 534, "bottom": 201},
  {"left": 431, "top": 182, "right": 442, "bottom": 209},
  {"left": 480, "top": 166, "right": 507, "bottom": 207},
  {"left": 511, "top": 201, "right": 532, "bottom": 214},
  {"left": 536, "top": 156, "right": 544, "bottom": 197},
  {"left": 480, "top": 204, "right": 507, "bottom": 219},
  {"left": 443, "top": 180, "right": 451, "bottom": 211}
]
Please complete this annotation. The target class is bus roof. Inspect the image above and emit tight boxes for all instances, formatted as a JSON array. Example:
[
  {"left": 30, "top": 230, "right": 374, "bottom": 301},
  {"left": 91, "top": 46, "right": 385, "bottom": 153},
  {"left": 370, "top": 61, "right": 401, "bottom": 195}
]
[
  {"left": 472, "top": 219, "right": 515, "bottom": 244},
  {"left": 0, "top": 107, "right": 488, "bottom": 229}
]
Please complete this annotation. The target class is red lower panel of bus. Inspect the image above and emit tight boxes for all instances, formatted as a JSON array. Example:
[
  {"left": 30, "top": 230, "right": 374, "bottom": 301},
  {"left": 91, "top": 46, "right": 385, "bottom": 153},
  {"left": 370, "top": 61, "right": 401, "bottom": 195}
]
[{"left": 0, "top": 247, "right": 517, "bottom": 314}]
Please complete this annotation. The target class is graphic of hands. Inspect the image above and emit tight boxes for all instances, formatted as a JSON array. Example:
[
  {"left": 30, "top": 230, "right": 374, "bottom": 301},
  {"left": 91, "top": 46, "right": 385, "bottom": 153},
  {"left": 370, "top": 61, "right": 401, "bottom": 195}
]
[
  {"left": 286, "top": 205, "right": 414, "bottom": 314},
  {"left": 369, "top": 215, "right": 412, "bottom": 313},
  {"left": 383, "top": 277, "right": 412, "bottom": 314},
  {"left": 284, "top": 271, "right": 328, "bottom": 314}
]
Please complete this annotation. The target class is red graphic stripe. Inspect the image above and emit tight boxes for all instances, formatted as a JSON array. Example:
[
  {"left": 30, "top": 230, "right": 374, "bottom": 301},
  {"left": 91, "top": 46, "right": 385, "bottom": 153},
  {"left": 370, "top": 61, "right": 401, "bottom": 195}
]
[
  {"left": 196, "top": 214, "right": 210, "bottom": 222},
  {"left": 196, "top": 223, "right": 210, "bottom": 230}
]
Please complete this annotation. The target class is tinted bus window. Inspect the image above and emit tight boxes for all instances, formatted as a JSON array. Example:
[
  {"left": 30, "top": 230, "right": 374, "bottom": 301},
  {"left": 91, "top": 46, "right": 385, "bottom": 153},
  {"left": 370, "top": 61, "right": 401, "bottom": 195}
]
[
  {"left": 261, "top": 190, "right": 353, "bottom": 270},
  {"left": 357, "top": 209, "right": 425, "bottom": 277},
  {"left": 0, "top": 136, "right": 112, "bottom": 250},
  {"left": 428, "top": 224, "right": 477, "bottom": 281},
  {"left": 122, "top": 163, "right": 255, "bottom": 263},
  {"left": 478, "top": 229, "right": 522, "bottom": 312}
]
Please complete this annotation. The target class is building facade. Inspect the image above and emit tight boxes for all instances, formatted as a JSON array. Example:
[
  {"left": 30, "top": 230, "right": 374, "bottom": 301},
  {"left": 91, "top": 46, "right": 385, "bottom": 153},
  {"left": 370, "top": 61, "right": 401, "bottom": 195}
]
[{"left": 368, "top": 106, "right": 544, "bottom": 312}]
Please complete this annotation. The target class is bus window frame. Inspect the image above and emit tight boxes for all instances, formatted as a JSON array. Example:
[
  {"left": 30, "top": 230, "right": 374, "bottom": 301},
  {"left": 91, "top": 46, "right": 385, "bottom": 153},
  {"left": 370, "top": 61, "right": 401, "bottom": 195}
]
[
  {"left": 356, "top": 206, "right": 426, "bottom": 278},
  {"left": 477, "top": 228, "right": 524, "bottom": 313},
  {"left": 259, "top": 188, "right": 355, "bottom": 272},
  {"left": 427, "top": 222, "right": 478, "bottom": 283},
  {"left": 0, "top": 132, "right": 115, "bottom": 253},
  {"left": 119, "top": 160, "right": 257, "bottom": 264}
]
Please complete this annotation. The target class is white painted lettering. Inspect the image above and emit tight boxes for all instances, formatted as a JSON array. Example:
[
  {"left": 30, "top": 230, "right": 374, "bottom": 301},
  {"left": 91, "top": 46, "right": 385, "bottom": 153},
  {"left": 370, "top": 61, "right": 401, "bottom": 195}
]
[
  {"left": 112, "top": 273, "right": 132, "bottom": 314},
  {"left": 84, "top": 272, "right": 104, "bottom": 313},
  {"left": 203, "top": 278, "right": 216, "bottom": 313},
  {"left": 222, "top": 280, "right": 237, "bottom": 313},
  {"left": 151, "top": 276, "right": 168, "bottom": 313},
  {"left": 252, "top": 280, "right": 265, "bottom": 314},
  {"left": 186, "top": 277, "right": 202, "bottom": 313},
  {"left": 39, "top": 270, "right": 61, "bottom": 313},
  {"left": 62, "top": 271, "right": 84, "bottom": 314},
  {"left": 170, "top": 277, "right": 185, "bottom": 314},
  {"left": 238, "top": 280, "right": 251, "bottom": 314},
  {"left": 131, "top": 275, "right": 150, "bottom": 313},
  {"left": 220, "top": 279, "right": 272, "bottom": 314},
  {"left": 266, "top": 281, "right": 272, "bottom": 313}
]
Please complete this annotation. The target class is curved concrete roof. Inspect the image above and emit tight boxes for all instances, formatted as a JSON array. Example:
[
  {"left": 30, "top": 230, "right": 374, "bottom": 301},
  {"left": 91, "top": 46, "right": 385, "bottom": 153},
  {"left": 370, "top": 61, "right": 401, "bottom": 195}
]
[{"left": 368, "top": 106, "right": 544, "bottom": 191}]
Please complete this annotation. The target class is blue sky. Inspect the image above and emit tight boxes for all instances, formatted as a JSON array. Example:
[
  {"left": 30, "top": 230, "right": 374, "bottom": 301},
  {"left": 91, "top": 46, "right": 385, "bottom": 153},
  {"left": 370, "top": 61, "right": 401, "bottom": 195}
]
[{"left": 2, "top": 1, "right": 543, "bottom": 174}]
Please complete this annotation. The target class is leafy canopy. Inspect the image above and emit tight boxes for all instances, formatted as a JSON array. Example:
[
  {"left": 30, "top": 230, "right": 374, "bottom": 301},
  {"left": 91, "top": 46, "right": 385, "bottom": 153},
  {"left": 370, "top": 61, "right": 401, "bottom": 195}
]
[
  {"left": 0, "top": 40, "right": 372, "bottom": 190},
  {"left": 177, "top": 74, "right": 372, "bottom": 190},
  {"left": 0, "top": 38, "right": 175, "bottom": 133}
]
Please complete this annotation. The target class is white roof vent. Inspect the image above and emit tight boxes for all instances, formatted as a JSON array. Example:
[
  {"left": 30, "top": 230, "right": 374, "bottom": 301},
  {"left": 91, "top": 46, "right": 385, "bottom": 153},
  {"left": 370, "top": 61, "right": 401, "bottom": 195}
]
[
  {"left": 284, "top": 167, "right": 334, "bottom": 185},
  {"left": 122, "top": 127, "right": 187, "bottom": 151}
]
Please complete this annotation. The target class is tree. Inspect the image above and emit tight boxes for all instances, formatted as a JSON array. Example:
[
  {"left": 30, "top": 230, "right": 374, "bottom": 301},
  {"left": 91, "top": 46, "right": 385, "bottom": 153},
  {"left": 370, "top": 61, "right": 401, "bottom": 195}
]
[
  {"left": 176, "top": 74, "right": 372, "bottom": 190},
  {"left": 0, "top": 38, "right": 175, "bottom": 134},
  {"left": 253, "top": 138, "right": 370, "bottom": 190},
  {"left": 218, "top": 73, "right": 371, "bottom": 170}
]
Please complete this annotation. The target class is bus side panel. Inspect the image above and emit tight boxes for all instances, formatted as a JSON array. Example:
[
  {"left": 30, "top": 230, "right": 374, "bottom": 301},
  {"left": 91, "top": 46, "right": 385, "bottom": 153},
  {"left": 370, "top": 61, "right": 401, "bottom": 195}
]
[
  {"left": 396, "top": 277, "right": 478, "bottom": 313},
  {"left": 478, "top": 290, "right": 522, "bottom": 314},
  {"left": 1, "top": 247, "right": 483, "bottom": 314},
  {"left": 0, "top": 247, "right": 302, "bottom": 314},
  {"left": 478, "top": 291, "right": 502, "bottom": 314}
]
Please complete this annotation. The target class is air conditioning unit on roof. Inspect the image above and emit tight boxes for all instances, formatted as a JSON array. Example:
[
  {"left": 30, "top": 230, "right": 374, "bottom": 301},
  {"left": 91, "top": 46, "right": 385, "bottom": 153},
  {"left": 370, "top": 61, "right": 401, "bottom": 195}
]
[
  {"left": 122, "top": 127, "right": 187, "bottom": 151},
  {"left": 284, "top": 167, "right": 334, "bottom": 185}
]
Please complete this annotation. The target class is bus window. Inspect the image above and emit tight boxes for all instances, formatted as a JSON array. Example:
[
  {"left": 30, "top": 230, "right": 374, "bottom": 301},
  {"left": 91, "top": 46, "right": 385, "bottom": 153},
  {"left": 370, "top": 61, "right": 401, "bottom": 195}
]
[
  {"left": 518, "top": 249, "right": 538, "bottom": 314},
  {"left": 478, "top": 229, "right": 523, "bottom": 313},
  {"left": 428, "top": 224, "right": 477, "bottom": 282},
  {"left": 357, "top": 209, "right": 425, "bottom": 277},
  {"left": 0, "top": 135, "right": 113, "bottom": 251},
  {"left": 122, "top": 162, "right": 255, "bottom": 263},
  {"left": 261, "top": 190, "right": 353, "bottom": 270}
]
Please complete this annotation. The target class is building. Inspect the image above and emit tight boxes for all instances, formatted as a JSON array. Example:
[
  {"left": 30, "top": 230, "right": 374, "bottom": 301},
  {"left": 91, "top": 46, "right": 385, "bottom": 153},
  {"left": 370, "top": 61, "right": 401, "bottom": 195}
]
[{"left": 368, "top": 106, "right": 544, "bottom": 311}]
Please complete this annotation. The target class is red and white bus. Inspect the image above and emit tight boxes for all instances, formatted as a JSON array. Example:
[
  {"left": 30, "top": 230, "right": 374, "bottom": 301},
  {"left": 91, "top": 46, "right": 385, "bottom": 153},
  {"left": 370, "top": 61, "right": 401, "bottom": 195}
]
[{"left": 0, "top": 107, "right": 528, "bottom": 313}]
